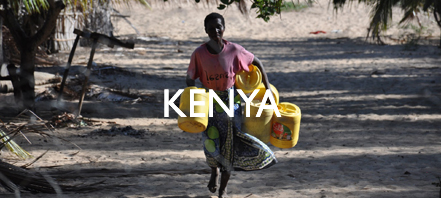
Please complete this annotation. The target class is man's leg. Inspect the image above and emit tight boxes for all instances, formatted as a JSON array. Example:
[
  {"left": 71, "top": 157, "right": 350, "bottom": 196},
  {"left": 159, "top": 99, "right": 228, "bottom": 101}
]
[
  {"left": 208, "top": 167, "right": 219, "bottom": 193},
  {"left": 218, "top": 170, "right": 230, "bottom": 198}
]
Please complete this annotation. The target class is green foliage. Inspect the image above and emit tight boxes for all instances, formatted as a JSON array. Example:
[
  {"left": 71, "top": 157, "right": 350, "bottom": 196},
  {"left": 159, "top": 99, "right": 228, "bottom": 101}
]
[
  {"left": 252, "top": 0, "right": 285, "bottom": 21},
  {"left": 198, "top": 0, "right": 284, "bottom": 22},
  {"left": 218, "top": 4, "right": 226, "bottom": 10},
  {"left": 333, "top": 0, "right": 441, "bottom": 42},
  {"left": 2, "top": 0, "right": 50, "bottom": 14},
  {"left": 281, "top": 1, "right": 311, "bottom": 12}
]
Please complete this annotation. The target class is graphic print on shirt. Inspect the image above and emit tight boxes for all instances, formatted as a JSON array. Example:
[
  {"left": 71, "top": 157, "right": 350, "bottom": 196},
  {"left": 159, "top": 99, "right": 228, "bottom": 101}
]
[{"left": 204, "top": 71, "right": 230, "bottom": 85}]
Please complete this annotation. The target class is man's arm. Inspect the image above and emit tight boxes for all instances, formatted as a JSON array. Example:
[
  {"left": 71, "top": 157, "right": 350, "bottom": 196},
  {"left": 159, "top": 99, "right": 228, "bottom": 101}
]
[{"left": 186, "top": 74, "right": 195, "bottom": 87}]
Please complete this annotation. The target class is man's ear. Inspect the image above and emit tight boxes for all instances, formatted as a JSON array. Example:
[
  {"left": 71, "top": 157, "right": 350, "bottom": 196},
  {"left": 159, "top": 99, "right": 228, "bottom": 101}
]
[{"left": 205, "top": 27, "right": 208, "bottom": 34}]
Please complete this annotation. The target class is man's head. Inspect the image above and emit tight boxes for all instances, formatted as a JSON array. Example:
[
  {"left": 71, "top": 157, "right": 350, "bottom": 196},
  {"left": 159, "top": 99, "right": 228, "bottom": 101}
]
[
  {"left": 204, "top": 12, "right": 225, "bottom": 28},
  {"left": 204, "top": 12, "right": 225, "bottom": 42}
]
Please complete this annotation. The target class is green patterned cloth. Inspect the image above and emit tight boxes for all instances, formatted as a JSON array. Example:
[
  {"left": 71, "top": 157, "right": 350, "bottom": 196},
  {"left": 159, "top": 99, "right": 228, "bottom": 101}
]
[{"left": 202, "top": 87, "right": 277, "bottom": 172}]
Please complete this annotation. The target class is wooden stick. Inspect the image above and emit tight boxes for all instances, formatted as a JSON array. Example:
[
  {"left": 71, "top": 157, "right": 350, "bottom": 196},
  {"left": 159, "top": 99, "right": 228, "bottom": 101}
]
[
  {"left": 58, "top": 34, "right": 80, "bottom": 102},
  {"left": 76, "top": 38, "right": 98, "bottom": 117}
]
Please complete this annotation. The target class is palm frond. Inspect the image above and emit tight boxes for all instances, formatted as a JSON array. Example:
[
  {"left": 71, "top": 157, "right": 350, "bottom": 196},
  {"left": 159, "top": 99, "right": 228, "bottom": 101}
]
[
  {"left": 332, "top": 0, "right": 441, "bottom": 43},
  {"left": 368, "top": 0, "right": 399, "bottom": 38},
  {"left": 399, "top": 2, "right": 420, "bottom": 24},
  {"left": 8, "top": 0, "right": 51, "bottom": 14},
  {"left": 0, "top": 129, "right": 32, "bottom": 160},
  {"left": 5, "top": 0, "right": 150, "bottom": 15},
  {"left": 422, "top": 0, "right": 435, "bottom": 11},
  {"left": 333, "top": 0, "right": 348, "bottom": 9},
  {"left": 399, "top": 10, "right": 415, "bottom": 27}
]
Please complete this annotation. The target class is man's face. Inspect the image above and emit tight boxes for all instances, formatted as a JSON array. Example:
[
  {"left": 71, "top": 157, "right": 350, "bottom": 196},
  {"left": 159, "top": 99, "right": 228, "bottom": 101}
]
[{"left": 205, "top": 18, "right": 224, "bottom": 42}]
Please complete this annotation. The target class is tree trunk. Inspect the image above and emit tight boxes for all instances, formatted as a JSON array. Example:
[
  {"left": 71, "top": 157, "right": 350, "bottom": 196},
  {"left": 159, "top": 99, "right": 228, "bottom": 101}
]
[
  {"left": 0, "top": 17, "right": 3, "bottom": 64},
  {"left": 0, "top": 1, "right": 64, "bottom": 110},
  {"left": 81, "top": 0, "right": 114, "bottom": 46},
  {"left": 19, "top": 43, "right": 37, "bottom": 110},
  {"left": 91, "top": 0, "right": 114, "bottom": 36}
]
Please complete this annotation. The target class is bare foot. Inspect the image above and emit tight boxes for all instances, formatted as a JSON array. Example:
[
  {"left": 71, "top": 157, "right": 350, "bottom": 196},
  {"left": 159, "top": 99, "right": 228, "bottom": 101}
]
[
  {"left": 207, "top": 167, "right": 219, "bottom": 193},
  {"left": 218, "top": 171, "right": 230, "bottom": 198},
  {"left": 218, "top": 187, "right": 228, "bottom": 198}
]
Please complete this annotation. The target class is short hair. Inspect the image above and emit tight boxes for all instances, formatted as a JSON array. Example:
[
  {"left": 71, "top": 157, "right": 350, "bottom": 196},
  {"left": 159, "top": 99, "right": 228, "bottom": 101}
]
[{"left": 204, "top": 12, "right": 225, "bottom": 28}]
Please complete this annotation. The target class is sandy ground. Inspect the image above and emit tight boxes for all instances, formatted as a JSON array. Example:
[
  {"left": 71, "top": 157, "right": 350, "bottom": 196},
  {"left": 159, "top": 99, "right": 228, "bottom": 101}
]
[{"left": 1, "top": 0, "right": 441, "bottom": 197}]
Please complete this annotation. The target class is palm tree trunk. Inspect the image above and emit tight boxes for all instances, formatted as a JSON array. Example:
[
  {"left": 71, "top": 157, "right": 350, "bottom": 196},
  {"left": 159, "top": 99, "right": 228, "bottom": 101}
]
[
  {"left": 0, "top": 17, "right": 3, "bottom": 64},
  {"left": 19, "top": 43, "right": 37, "bottom": 110},
  {"left": 0, "top": 0, "right": 64, "bottom": 110}
]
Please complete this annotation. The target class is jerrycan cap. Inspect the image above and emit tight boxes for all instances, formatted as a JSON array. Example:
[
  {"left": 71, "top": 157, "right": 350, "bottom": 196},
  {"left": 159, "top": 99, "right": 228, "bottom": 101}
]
[{"left": 277, "top": 102, "right": 301, "bottom": 116}]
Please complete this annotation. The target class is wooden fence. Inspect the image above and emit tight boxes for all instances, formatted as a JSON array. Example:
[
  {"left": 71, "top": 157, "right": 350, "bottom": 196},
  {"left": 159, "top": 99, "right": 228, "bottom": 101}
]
[{"left": 54, "top": 12, "right": 85, "bottom": 51}]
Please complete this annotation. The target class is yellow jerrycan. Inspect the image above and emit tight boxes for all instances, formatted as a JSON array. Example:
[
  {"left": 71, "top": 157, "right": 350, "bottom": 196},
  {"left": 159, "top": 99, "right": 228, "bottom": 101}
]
[
  {"left": 253, "top": 83, "right": 279, "bottom": 105},
  {"left": 178, "top": 87, "right": 209, "bottom": 133},
  {"left": 235, "top": 64, "right": 262, "bottom": 94},
  {"left": 270, "top": 102, "right": 301, "bottom": 149},
  {"left": 242, "top": 100, "right": 273, "bottom": 143}
]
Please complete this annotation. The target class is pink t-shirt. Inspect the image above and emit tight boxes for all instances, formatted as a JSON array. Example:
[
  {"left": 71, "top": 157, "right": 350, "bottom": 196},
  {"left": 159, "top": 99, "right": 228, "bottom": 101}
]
[{"left": 187, "top": 40, "right": 253, "bottom": 91}]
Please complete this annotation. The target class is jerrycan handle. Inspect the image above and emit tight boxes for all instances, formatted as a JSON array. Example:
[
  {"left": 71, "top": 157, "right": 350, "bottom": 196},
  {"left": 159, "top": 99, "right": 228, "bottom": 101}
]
[
  {"left": 286, "top": 105, "right": 297, "bottom": 113},
  {"left": 277, "top": 104, "right": 297, "bottom": 114}
]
